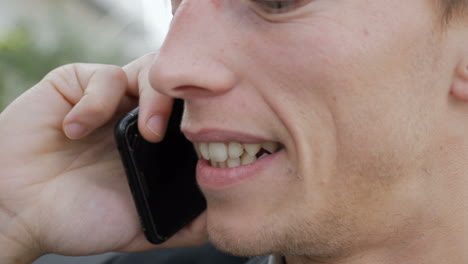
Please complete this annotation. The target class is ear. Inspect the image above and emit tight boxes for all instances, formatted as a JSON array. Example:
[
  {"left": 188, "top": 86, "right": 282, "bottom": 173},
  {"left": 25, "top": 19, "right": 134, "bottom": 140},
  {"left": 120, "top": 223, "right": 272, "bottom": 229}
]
[{"left": 450, "top": 58, "right": 468, "bottom": 101}]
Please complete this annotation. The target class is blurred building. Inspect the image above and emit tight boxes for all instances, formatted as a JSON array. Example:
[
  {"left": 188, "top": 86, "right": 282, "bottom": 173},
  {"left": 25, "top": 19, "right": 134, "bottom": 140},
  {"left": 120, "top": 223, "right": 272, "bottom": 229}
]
[
  {"left": 0, "top": 1, "right": 172, "bottom": 262},
  {"left": 0, "top": 0, "right": 171, "bottom": 108},
  {"left": 0, "top": 0, "right": 171, "bottom": 58}
]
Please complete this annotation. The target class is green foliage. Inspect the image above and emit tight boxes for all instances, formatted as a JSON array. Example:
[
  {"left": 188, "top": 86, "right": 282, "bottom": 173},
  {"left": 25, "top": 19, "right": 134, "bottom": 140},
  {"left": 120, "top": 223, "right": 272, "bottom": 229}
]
[{"left": 0, "top": 18, "right": 130, "bottom": 110}]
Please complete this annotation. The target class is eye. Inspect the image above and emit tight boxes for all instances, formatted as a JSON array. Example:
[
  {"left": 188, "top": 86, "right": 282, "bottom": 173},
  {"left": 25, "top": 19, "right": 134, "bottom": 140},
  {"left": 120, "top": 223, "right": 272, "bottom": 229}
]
[{"left": 250, "top": 0, "right": 309, "bottom": 14}]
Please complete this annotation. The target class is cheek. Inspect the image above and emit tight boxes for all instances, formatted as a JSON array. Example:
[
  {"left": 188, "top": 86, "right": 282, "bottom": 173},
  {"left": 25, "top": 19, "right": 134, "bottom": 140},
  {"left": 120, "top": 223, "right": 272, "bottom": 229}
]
[{"left": 247, "top": 7, "right": 438, "bottom": 188}]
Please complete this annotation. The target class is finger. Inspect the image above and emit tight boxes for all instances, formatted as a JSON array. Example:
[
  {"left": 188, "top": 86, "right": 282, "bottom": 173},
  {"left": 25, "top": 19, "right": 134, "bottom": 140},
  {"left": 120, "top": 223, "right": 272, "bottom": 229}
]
[
  {"left": 60, "top": 64, "right": 128, "bottom": 139},
  {"left": 138, "top": 67, "right": 174, "bottom": 143},
  {"left": 123, "top": 53, "right": 156, "bottom": 97},
  {"left": 123, "top": 53, "right": 174, "bottom": 142}
]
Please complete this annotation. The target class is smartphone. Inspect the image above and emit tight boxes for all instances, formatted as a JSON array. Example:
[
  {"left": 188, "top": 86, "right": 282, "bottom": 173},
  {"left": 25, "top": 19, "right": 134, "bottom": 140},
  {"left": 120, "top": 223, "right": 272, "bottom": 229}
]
[{"left": 114, "top": 99, "right": 206, "bottom": 244}]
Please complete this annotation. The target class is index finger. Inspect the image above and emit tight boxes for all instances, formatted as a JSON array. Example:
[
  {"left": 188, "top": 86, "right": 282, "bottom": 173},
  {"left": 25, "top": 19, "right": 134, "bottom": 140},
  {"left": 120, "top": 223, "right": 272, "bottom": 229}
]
[{"left": 123, "top": 53, "right": 174, "bottom": 143}]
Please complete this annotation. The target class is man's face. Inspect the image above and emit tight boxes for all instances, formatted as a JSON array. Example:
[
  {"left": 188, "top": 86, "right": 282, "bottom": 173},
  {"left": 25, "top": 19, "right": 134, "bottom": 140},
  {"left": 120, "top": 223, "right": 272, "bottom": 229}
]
[{"left": 151, "top": 0, "right": 449, "bottom": 259}]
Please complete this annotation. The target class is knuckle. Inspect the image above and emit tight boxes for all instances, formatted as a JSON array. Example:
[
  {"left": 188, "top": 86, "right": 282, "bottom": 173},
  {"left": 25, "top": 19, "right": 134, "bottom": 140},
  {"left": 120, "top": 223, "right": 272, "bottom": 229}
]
[
  {"left": 141, "top": 52, "right": 158, "bottom": 64},
  {"left": 42, "top": 63, "right": 91, "bottom": 90},
  {"left": 42, "top": 63, "right": 76, "bottom": 83},
  {"left": 101, "top": 65, "right": 127, "bottom": 84},
  {"left": 41, "top": 64, "right": 85, "bottom": 105},
  {"left": 44, "top": 63, "right": 126, "bottom": 86},
  {"left": 83, "top": 95, "right": 111, "bottom": 119}
]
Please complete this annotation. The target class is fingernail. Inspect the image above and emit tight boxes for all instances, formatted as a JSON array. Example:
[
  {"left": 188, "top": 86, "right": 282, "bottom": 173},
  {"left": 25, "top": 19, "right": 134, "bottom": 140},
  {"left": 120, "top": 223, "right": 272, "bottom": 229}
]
[
  {"left": 146, "top": 115, "right": 164, "bottom": 138},
  {"left": 65, "top": 123, "right": 88, "bottom": 139}
]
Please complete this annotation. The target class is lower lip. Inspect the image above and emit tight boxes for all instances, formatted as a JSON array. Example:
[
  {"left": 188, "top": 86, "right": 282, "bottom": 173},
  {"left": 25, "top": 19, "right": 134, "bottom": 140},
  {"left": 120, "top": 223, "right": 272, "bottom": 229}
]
[{"left": 196, "top": 150, "right": 283, "bottom": 190}]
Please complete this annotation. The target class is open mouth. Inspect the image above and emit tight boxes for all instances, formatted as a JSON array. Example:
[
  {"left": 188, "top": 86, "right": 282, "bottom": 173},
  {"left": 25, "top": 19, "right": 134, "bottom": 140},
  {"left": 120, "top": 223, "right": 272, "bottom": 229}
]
[{"left": 194, "top": 142, "right": 284, "bottom": 168}]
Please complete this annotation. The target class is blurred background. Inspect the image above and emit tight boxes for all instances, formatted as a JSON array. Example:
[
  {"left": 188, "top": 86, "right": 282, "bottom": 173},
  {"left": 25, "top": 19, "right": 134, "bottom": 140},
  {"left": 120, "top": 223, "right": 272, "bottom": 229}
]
[
  {"left": 0, "top": 0, "right": 172, "bottom": 110},
  {"left": 0, "top": 0, "right": 172, "bottom": 263}
]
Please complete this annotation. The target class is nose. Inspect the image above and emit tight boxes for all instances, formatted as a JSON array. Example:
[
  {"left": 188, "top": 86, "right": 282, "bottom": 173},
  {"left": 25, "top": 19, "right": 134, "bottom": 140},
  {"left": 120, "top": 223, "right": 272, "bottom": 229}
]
[{"left": 149, "top": 0, "right": 237, "bottom": 99}]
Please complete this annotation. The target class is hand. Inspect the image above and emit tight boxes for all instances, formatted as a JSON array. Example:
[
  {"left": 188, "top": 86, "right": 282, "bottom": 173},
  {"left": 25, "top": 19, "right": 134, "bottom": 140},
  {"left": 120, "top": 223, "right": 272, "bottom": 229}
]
[{"left": 0, "top": 55, "right": 207, "bottom": 263}]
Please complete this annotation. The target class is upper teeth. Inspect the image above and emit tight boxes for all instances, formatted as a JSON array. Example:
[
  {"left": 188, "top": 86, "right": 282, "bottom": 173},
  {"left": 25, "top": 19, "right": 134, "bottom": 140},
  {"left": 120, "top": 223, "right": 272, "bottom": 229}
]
[{"left": 194, "top": 142, "right": 280, "bottom": 168}]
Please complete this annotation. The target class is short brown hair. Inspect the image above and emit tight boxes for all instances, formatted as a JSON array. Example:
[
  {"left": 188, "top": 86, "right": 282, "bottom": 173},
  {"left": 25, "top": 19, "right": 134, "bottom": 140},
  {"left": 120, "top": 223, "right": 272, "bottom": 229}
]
[{"left": 441, "top": 0, "right": 467, "bottom": 22}]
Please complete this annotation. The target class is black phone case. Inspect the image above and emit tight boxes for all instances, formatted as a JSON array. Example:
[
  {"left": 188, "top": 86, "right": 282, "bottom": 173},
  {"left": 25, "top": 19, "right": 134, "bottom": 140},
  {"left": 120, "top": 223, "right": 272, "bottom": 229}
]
[
  {"left": 115, "top": 108, "right": 165, "bottom": 243},
  {"left": 114, "top": 100, "right": 206, "bottom": 244}
]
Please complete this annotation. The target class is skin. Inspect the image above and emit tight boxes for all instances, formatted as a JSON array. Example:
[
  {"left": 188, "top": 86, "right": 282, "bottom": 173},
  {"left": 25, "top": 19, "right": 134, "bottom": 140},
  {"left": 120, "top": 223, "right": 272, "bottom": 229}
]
[
  {"left": 0, "top": 58, "right": 208, "bottom": 263},
  {"left": 151, "top": 0, "right": 467, "bottom": 263},
  {"left": 0, "top": 0, "right": 466, "bottom": 264}
]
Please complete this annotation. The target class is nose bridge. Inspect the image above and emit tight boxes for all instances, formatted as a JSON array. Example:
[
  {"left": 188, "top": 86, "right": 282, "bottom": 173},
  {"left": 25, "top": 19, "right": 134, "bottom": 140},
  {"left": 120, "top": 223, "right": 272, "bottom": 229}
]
[{"left": 150, "top": 0, "right": 237, "bottom": 98}]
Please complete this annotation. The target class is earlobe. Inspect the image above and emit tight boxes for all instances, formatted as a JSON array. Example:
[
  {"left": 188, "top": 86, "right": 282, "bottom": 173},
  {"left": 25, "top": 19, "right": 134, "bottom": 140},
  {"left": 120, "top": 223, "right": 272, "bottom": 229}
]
[{"left": 450, "top": 59, "right": 468, "bottom": 101}]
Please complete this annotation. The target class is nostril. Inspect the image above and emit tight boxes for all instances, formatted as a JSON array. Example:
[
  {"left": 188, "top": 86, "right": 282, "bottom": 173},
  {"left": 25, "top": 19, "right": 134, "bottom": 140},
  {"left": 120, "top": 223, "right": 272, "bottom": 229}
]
[{"left": 172, "top": 85, "right": 218, "bottom": 97}]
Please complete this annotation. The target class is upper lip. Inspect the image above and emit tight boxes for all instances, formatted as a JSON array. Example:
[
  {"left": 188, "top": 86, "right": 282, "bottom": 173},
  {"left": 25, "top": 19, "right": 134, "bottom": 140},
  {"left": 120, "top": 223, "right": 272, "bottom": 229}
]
[{"left": 183, "top": 129, "right": 275, "bottom": 144}]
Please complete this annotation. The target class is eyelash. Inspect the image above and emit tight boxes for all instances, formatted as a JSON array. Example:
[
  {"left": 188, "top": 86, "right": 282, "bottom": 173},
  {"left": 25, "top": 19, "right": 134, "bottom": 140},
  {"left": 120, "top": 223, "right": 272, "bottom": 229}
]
[
  {"left": 171, "top": 1, "right": 309, "bottom": 16},
  {"left": 250, "top": 0, "right": 303, "bottom": 14}
]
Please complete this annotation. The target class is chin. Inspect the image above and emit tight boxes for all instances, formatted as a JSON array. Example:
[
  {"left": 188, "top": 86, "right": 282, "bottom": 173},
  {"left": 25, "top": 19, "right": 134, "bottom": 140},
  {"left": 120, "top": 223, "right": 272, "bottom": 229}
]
[
  {"left": 205, "top": 202, "right": 355, "bottom": 260},
  {"left": 207, "top": 221, "right": 276, "bottom": 257},
  {"left": 203, "top": 205, "right": 279, "bottom": 257}
]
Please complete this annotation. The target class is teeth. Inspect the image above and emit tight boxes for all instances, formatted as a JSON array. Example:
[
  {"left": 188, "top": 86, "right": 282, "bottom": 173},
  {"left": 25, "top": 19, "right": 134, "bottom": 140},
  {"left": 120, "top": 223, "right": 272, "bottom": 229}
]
[
  {"left": 200, "top": 142, "right": 210, "bottom": 160},
  {"left": 244, "top": 143, "right": 261, "bottom": 156},
  {"left": 228, "top": 142, "right": 243, "bottom": 158},
  {"left": 261, "top": 142, "right": 279, "bottom": 153},
  {"left": 196, "top": 141, "right": 281, "bottom": 168},
  {"left": 227, "top": 158, "right": 241, "bottom": 168},
  {"left": 209, "top": 143, "right": 228, "bottom": 162},
  {"left": 241, "top": 152, "right": 256, "bottom": 165}
]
